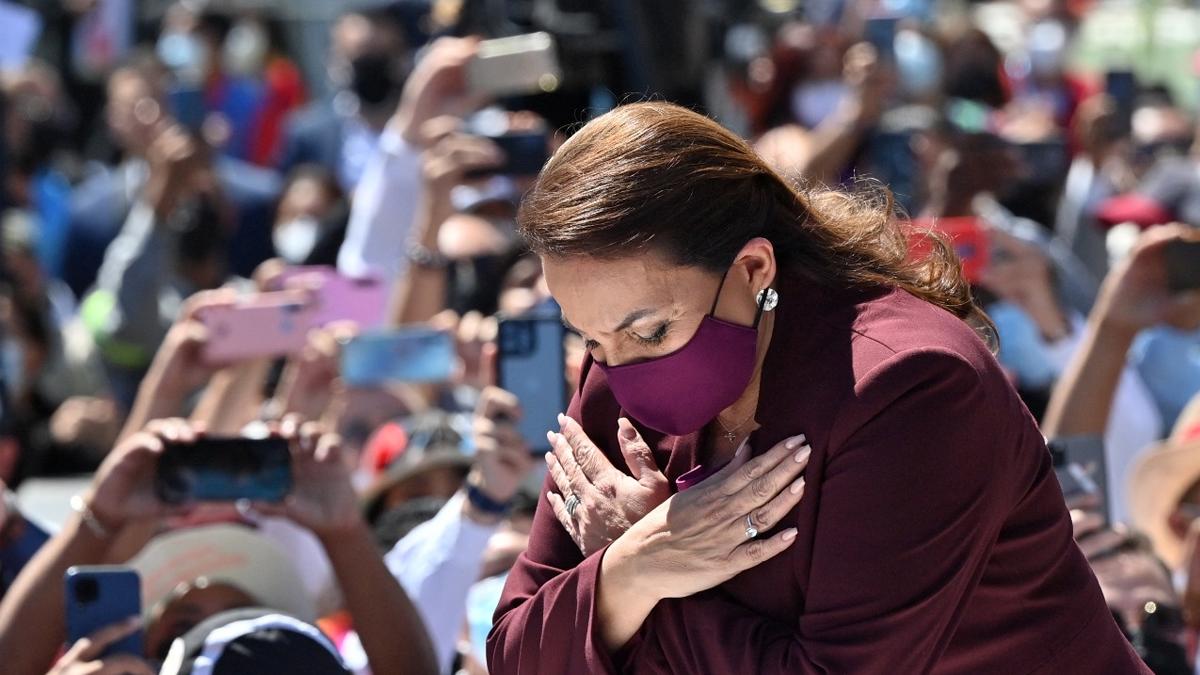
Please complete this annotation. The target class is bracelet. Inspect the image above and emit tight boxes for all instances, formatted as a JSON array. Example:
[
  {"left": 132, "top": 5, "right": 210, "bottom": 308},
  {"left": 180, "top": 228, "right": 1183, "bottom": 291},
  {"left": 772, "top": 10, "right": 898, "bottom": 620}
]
[
  {"left": 70, "top": 494, "right": 113, "bottom": 539},
  {"left": 466, "top": 482, "right": 513, "bottom": 516},
  {"left": 406, "top": 242, "right": 451, "bottom": 270}
]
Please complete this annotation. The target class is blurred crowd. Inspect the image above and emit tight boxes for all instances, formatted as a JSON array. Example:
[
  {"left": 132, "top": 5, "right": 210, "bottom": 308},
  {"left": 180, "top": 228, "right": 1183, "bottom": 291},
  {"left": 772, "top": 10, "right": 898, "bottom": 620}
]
[{"left": 0, "top": 0, "right": 1196, "bottom": 673}]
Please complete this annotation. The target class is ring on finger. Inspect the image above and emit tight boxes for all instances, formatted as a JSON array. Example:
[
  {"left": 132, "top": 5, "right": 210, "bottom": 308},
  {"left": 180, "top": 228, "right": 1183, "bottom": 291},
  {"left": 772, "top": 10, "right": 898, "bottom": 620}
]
[
  {"left": 745, "top": 514, "right": 759, "bottom": 540},
  {"left": 564, "top": 493, "right": 581, "bottom": 518}
]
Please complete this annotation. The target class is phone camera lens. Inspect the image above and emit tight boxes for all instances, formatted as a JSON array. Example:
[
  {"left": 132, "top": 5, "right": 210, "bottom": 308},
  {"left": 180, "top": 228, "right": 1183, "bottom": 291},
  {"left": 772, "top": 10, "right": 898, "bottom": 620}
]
[{"left": 75, "top": 578, "right": 100, "bottom": 604}]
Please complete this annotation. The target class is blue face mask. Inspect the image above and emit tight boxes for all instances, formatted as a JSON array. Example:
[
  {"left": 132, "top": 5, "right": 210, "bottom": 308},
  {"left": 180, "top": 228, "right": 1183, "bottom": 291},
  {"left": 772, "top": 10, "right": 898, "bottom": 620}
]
[
  {"left": 1132, "top": 326, "right": 1200, "bottom": 430},
  {"left": 466, "top": 574, "right": 508, "bottom": 663},
  {"left": 988, "top": 301, "right": 1060, "bottom": 390}
]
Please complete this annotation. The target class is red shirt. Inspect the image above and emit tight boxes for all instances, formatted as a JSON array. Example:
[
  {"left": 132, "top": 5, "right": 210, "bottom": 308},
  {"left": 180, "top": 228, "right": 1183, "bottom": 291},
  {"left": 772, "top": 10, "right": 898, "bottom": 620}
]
[{"left": 489, "top": 272, "right": 1147, "bottom": 674}]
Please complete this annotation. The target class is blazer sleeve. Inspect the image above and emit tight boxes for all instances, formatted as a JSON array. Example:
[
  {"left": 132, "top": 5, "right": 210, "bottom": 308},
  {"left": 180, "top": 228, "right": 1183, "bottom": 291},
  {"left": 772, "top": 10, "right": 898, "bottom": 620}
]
[
  {"left": 622, "top": 348, "right": 1017, "bottom": 674},
  {"left": 487, "top": 363, "right": 646, "bottom": 675}
]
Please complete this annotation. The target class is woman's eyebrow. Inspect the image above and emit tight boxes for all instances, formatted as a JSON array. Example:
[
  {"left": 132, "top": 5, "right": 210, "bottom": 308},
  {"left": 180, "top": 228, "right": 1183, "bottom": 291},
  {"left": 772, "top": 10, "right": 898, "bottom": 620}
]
[{"left": 561, "top": 308, "right": 658, "bottom": 336}]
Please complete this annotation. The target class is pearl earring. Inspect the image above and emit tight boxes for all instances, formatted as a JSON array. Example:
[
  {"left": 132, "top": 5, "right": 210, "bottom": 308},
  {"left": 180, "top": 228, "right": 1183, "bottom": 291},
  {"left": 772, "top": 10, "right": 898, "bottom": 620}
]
[{"left": 756, "top": 288, "right": 779, "bottom": 312}]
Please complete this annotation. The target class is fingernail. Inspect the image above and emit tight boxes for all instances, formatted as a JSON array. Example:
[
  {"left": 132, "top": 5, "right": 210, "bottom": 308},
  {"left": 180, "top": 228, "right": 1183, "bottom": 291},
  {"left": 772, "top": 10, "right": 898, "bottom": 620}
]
[
  {"left": 544, "top": 452, "right": 553, "bottom": 464},
  {"left": 618, "top": 418, "right": 637, "bottom": 441},
  {"left": 782, "top": 528, "right": 798, "bottom": 542},
  {"left": 790, "top": 476, "right": 806, "bottom": 495},
  {"left": 546, "top": 430, "right": 556, "bottom": 445},
  {"left": 785, "top": 434, "right": 807, "bottom": 450},
  {"left": 557, "top": 413, "right": 568, "bottom": 427},
  {"left": 794, "top": 446, "right": 811, "bottom": 463},
  {"left": 734, "top": 437, "right": 750, "bottom": 457}
]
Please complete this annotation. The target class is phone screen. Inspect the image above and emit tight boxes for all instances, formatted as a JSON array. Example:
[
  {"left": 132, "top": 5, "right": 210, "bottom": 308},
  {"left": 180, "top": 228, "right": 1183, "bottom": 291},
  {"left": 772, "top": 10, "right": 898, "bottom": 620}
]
[
  {"left": 155, "top": 438, "right": 292, "bottom": 504},
  {"left": 340, "top": 329, "right": 455, "bottom": 387},
  {"left": 1105, "top": 71, "right": 1136, "bottom": 135},
  {"left": 65, "top": 566, "right": 143, "bottom": 657},
  {"left": 467, "top": 133, "right": 549, "bottom": 178},
  {"left": 1166, "top": 240, "right": 1200, "bottom": 292},
  {"left": 865, "top": 17, "right": 899, "bottom": 62},
  {"left": 497, "top": 315, "right": 568, "bottom": 454},
  {"left": 1050, "top": 435, "right": 1110, "bottom": 528}
]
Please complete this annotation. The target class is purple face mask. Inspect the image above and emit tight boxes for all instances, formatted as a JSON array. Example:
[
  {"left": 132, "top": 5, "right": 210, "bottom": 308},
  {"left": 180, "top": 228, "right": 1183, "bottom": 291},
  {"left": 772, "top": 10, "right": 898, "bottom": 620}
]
[{"left": 595, "top": 273, "right": 766, "bottom": 437}]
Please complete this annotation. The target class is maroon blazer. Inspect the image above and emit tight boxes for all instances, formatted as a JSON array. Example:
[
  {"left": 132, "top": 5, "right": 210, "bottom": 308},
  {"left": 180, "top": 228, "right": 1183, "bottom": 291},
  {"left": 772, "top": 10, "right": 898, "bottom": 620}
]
[{"left": 488, "top": 272, "right": 1147, "bottom": 674}]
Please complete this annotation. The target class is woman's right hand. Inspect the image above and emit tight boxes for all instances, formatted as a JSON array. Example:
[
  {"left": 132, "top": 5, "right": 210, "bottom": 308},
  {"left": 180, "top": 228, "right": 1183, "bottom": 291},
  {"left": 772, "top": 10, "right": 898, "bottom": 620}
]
[{"left": 605, "top": 434, "right": 810, "bottom": 601}]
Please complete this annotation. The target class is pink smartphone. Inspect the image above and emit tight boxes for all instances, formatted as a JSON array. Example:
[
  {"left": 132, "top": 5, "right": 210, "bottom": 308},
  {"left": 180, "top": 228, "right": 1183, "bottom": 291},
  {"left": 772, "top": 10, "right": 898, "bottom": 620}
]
[
  {"left": 276, "top": 266, "right": 388, "bottom": 329},
  {"left": 198, "top": 291, "right": 317, "bottom": 364}
]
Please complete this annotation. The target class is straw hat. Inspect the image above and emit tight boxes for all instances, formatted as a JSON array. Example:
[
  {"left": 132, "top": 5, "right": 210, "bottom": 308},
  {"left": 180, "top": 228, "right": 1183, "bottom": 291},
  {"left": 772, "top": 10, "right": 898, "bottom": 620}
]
[{"left": 1128, "top": 393, "right": 1200, "bottom": 568}]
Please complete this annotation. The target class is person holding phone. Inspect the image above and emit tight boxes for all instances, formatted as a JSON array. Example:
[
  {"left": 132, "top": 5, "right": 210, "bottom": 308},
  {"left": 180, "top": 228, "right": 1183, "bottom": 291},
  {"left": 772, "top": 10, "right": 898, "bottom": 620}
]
[
  {"left": 487, "top": 102, "right": 1145, "bottom": 673},
  {"left": 0, "top": 417, "right": 439, "bottom": 675}
]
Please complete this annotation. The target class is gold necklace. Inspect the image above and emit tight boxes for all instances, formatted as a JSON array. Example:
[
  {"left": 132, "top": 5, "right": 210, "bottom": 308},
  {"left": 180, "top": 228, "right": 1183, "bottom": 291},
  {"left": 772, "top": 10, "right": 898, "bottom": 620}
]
[{"left": 715, "top": 410, "right": 756, "bottom": 445}]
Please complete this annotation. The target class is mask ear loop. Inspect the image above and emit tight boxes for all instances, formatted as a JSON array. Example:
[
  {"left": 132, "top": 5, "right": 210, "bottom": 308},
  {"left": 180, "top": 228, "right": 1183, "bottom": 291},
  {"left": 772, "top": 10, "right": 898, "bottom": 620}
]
[
  {"left": 708, "top": 269, "right": 730, "bottom": 316},
  {"left": 751, "top": 287, "right": 767, "bottom": 329}
]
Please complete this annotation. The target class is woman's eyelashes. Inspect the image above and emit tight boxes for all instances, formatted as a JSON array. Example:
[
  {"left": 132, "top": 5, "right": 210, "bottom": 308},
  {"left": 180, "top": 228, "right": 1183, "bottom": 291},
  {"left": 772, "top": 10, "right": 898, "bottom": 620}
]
[
  {"left": 632, "top": 321, "right": 671, "bottom": 346},
  {"left": 581, "top": 322, "right": 671, "bottom": 353}
]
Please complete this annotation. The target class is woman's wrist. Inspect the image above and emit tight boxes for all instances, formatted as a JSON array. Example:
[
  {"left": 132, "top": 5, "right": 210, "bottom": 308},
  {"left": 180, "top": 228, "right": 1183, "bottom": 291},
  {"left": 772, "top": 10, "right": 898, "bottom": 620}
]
[{"left": 596, "top": 535, "right": 660, "bottom": 650}]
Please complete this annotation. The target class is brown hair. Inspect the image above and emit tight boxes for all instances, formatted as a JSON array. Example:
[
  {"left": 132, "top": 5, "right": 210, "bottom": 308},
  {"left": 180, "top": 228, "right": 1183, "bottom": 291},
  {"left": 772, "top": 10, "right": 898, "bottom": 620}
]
[{"left": 519, "top": 102, "right": 994, "bottom": 343}]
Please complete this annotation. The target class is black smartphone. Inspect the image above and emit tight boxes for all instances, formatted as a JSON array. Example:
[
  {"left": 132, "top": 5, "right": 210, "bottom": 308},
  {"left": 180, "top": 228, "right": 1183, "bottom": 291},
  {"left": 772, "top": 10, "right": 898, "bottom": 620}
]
[
  {"left": 1166, "top": 239, "right": 1200, "bottom": 293},
  {"left": 1015, "top": 140, "right": 1069, "bottom": 186},
  {"left": 864, "top": 17, "right": 900, "bottom": 62},
  {"left": 496, "top": 314, "right": 568, "bottom": 454},
  {"left": 65, "top": 566, "right": 143, "bottom": 657},
  {"left": 154, "top": 437, "right": 293, "bottom": 504},
  {"left": 1049, "top": 435, "right": 1110, "bottom": 528},
  {"left": 1105, "top": 70, "right": 1137, "bottom": 136},
  {"left": 468, "top": 132, "right": 549, "bottom": 178}
]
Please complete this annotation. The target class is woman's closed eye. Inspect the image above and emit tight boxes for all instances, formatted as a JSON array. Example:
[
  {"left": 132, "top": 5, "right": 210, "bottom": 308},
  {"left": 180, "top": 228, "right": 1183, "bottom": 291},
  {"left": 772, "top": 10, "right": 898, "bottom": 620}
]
[{"left": 632, "top": 322, "right": 671, "bottom": 346}]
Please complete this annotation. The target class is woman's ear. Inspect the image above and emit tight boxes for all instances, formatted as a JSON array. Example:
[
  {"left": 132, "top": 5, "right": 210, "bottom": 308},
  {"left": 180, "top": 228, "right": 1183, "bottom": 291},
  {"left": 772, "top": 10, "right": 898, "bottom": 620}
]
[{"left": 734, "top": 237, "right": 778, "bottom": 295}]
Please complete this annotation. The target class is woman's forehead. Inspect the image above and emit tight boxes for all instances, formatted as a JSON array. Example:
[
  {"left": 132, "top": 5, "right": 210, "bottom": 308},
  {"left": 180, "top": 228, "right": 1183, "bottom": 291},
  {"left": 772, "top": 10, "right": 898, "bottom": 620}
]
[{"left": 542, "top": 255, "right": 712, "bottom": 330}]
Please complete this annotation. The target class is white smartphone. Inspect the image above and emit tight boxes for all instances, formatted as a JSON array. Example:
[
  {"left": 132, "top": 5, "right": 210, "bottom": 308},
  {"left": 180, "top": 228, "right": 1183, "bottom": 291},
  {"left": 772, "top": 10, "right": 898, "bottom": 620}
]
[{"left": 466, "top": 32, "right": 562, "bottom": 98}]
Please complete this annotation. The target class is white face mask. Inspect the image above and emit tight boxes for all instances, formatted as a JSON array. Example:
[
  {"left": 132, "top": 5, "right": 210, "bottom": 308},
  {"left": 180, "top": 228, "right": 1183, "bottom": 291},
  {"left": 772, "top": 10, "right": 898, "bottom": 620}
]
[
  {"left": 790, "top": 79, "right": 848, "bottom": 129},
  {"left": 273, "top": 217, "right": 321, "bottom": 264},
  {"left": 223, "top": 21, "right": 269, "bottom": 77},
  {"left": 157, "top": 31, "right": 209, "bottom": 86}
]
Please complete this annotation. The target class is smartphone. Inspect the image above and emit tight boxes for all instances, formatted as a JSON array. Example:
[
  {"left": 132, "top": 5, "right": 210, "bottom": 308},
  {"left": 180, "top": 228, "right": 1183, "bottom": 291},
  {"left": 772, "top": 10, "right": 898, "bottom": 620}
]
[
  {"left": 65, "top": 566, "right": 143, "bottom": 657},
  {"left": 910, "top": 216, "right": 990, "bottom": 284},
  {"left": 1049, "top": 435, "right": 1110, "bottom": 528},
  {"left": 155, "top": 437, "right": 293, "bottom": 504},
  {"left": 466, "top": 32, "right": 562, "bottom": 98},
  {"left": 496, "top": 314, "right": 568, "bottom": 455},
  {"left": 1105, "top": 70, "right": 1137, "bottom": 136},
  {"left": 1015, "top": 140, "right": 1069, "bottom": 187},
  {"left": 166, "top": 85, "right": 206, "bottom": 134},
  {"left": 864, "top": 17, "right": 900, "bottom": 62},
  {"left": 198, "top": 291, "right": 316, "bottom": 364},
  {"left": 0, "top": 513, "right": 50, "bottom": 592},
  {"left": 339, "top": 328, "right": 456, "bottom": 387},
  {"left": 278, "top": 266, "right": 388, "bottom": 329},
  {"left": 467, "top": 132, "right": 549, "bottom": 178},
  {"left": 1166, "top": 239, "right": 1200, "bottom": 292}
]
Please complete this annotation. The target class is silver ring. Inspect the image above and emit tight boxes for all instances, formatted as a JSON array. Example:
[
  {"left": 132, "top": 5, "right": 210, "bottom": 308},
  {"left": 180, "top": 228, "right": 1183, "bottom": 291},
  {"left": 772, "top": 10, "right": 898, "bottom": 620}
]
[
  {"left": 564, "top": 493, "right": 581, "bottom": 518},
  {"left": 745, "top": 514, "right": 759, "bottom": 540}
]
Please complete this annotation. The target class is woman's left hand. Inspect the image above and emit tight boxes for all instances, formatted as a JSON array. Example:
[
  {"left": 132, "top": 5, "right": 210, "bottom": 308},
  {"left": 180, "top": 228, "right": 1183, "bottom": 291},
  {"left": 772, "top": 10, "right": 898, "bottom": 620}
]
[
  {"left": 253, "top": 416, "right": 361, "bottom": 541},
  {"left": 545, "top": 415, "right": 670, "bottom": 556}
]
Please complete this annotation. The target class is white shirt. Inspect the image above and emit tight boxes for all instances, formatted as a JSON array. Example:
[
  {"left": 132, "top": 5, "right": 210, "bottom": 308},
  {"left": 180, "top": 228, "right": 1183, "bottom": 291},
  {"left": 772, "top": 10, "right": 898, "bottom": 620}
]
[
  {"left": 341, "top": 492, "right": 498, "bottom": 675},
  {"left": 336, "top": 128, "right": 424, "bottom": 285}
]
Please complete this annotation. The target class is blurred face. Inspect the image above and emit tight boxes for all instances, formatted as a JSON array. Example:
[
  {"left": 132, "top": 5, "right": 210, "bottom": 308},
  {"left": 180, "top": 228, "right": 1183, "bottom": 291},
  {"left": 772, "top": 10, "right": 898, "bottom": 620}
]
[
  {"left": 106, "top": 71, "right": 161, "bottom": 155},
  {"left": 383, "top": 466, "right": 467, "bottom": 508},
  {"left": 542, "top": 247, "right": 769, "bottom": 368},
  {"left": 146, "top": 582, "right": 256, "bottom": 659},
  {"left": 274, "top": 176, "right": 336, "bottom": 228}
]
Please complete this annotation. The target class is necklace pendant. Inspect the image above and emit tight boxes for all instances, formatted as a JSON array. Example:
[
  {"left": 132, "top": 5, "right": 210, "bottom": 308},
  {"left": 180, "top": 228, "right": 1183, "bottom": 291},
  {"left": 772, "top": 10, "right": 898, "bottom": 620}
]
[{"left": 724, "top": 431, "right": 736, "bottom": 444}]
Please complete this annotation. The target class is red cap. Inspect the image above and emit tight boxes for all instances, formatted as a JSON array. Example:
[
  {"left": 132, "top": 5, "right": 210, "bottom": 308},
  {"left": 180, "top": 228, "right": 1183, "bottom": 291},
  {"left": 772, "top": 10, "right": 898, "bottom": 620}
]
[
  {"left": 1095, "top": 194, "right": 1175, "bottom": 229},
  {"left": 362, "top": 422, "right": 409, "bottom": 477}
]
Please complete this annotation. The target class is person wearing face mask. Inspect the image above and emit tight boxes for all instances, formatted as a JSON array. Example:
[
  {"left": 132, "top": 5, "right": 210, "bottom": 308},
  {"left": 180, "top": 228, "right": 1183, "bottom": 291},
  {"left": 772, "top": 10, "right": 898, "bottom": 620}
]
[
  {"left": 276, "top": 8, "right": 418, "bottom": 190},
  {"left": 486, "top": 102, "right": 1145, "bottom": 674},
  {"left": 271, "top": 166, "right": 347, "bottom": 266}
]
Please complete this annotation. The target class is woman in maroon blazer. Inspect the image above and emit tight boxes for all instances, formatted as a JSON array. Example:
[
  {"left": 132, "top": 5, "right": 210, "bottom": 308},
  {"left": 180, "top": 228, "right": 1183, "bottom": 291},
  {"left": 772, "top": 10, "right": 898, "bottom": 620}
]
[{"left": 487, "top": 102, "right": 1146, "bottom": 674}]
